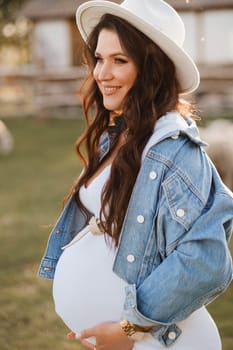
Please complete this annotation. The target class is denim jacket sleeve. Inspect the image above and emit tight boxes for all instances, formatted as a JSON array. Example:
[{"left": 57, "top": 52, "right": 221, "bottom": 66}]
[
  {"left": 116, "top": 137, "right": 233, "bottom": 328},
  {"left": 135, "top": 190, "right": 233, "bottom": 324}
]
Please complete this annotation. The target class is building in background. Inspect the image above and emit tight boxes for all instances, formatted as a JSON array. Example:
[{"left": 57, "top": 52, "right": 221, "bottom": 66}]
[
  {"left": 22, "top": 0, "right": 233, "bottom": 69},
  {"left": 169, "top": 0, "right": 233, "bottom": 115},
  {"left": 22, "top": 0, "right": 84, "bottom": 68},
  {"left": 22, "top": 0, "right": 121, "bottom": 68},
  {"left": 0, "top": 0, "right": 232, "bottom": 116},
  {"left": 170, "top": 0, "right": 233, "bottom": 65}
]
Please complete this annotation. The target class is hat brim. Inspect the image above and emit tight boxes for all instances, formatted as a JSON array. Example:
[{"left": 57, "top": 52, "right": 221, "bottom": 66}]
[{"left": 76, "top": 1, "right": 200, "bottom": 95}]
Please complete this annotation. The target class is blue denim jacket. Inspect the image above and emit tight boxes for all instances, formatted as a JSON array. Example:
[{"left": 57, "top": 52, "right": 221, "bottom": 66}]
[{"left": 38, "top": 113, "right": 233, "bottom": 347}]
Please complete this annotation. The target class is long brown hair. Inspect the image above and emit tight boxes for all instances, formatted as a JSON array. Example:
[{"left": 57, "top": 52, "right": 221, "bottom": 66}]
[{"left": 72, "top": 14, "right": 194, "bottom": 246}]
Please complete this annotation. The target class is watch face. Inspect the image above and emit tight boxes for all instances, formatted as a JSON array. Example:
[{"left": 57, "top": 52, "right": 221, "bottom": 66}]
[{"left": 130, "top": 332, "right": 145, "bottom": 342}]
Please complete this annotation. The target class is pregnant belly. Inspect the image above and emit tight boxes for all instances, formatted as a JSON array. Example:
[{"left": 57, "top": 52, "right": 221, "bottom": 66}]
[{"left": 53, "top": 233, "right": 126, "bottom": 335}]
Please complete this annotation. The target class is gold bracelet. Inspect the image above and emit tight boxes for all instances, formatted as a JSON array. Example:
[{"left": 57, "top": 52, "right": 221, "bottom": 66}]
[{"left": 120, "top": 319, "right": 152, "bottom": 338}]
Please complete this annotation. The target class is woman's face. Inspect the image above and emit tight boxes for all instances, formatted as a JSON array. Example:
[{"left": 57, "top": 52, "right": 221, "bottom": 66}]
[{"left": 93, "top": 29, "right": 138, "bottom": 112}]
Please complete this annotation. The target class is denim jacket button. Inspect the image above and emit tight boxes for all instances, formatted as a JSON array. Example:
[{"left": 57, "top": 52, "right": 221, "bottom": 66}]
[
  {"left": 171, "top": 133, "right": 179, "bottom": 140},
  {"left": 43, "top": 267, "right": 52, "bottom": 271},
  {"left": 137, "top": 215, "right": 145, "bottom": 223},
  {"left": 149, "top": 171, "right": 157, "bottom": 180},
  {"left": 176, "top": 209, "right": 185, "bottom": 217},
  {"left": 56, "top": 229, "right": 62, "bottom": 234},
  {"left": 168, "top": 331, "right": 177, "bottom": 340},
  {"left": 127, "top": 254, "right": 135, "bottom": 263}
]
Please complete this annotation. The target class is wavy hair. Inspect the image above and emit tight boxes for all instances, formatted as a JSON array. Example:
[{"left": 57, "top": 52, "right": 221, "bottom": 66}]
[{"left": 71, "top": 14, "right": 195, "bottom": 246}]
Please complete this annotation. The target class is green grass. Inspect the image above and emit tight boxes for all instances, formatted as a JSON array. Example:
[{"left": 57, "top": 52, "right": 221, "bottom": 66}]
[
  {"left": 0, "top": 116, "right": 84, "bottom": 350},
  {"left": 0, "top": 116, "right": 232, "bottom": 350}
]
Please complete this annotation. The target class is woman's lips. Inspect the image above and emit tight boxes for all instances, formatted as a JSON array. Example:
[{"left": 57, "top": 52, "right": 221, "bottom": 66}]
[{"left": 102, "top": 86, "right": 120, "bottom": 95}]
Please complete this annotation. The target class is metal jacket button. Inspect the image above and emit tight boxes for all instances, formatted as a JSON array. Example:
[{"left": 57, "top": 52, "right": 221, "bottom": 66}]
[
  {"left": 127, "top": 254, "right": 135, "bottom": 263},
  {"left": 176, "top": 209, "right": 185, "bottom": 218},
  {"left": 171, "top": 134, "right": 179, "bottom": 139},
  {"left": 137, "top": 215, "right": 145, "bottom": 223},
  {"left": 43, "top": 267, "right": 52, "bottom": 271},
  {"left": 168, "top": 331, "right": 177, "bottom": 340},
  {"left": 149, "top": 171, "right": 157, "bottom": 180}
]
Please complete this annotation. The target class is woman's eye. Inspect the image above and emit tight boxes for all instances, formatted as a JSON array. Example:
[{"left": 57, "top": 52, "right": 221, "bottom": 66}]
[
  {"left": 95, "top": 57, "right": 101, "bottom": 61},
  {"left": 115, "top": 58, "right": 128, "bottom": 64},
  {"left": 95, "top": 56, "right": 103, "bottom": 63},
  {"left": 94, "top": 56, "right": 128, "bottom": 64}
]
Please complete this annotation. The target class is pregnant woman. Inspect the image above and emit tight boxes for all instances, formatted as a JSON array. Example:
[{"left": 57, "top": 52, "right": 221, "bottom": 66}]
[{"left": 39, "top": 1, "right": 233, "bottom": 349}]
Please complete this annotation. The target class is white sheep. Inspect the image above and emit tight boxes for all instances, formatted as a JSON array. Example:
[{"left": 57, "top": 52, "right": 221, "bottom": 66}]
[{"left": 0, "top": 120, "right": 14, "bottom": 155}]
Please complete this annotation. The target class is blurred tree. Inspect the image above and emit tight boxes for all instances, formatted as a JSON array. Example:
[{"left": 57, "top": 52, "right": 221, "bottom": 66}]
[
  {"left": 0, "top": 0, "right": 31, "bottom": 63},
  {"left": 0, "top": 0, "right": 28, "bottom": 20}
]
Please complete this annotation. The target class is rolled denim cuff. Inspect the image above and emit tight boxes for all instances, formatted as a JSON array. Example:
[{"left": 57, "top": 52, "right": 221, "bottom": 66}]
[{"left": 121, "top": 284, "right": 182, "bottom": 347}]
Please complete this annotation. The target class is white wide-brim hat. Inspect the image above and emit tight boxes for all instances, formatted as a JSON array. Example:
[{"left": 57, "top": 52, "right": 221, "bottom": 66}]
[{"left": 76, "top": 0, "right": 200, "bottom": 95}]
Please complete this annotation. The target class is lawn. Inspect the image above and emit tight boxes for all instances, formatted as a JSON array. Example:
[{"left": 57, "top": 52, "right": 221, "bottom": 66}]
[{"left": 0, "top": 115, "right": 232, "bottom": 350}]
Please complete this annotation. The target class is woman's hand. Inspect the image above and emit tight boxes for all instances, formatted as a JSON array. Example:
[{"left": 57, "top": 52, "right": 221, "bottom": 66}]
[{"left": 68, "top": 322, "right": 134, "bottom": 350}]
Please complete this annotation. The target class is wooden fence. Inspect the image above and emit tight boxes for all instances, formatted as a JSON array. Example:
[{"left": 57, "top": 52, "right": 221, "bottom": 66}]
[{"left": 0, "top": 64, "right": 232, "bottom": 118}]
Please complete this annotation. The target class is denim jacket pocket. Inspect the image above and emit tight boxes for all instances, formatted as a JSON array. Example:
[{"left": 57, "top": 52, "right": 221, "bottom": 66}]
[{"left": 161, "top": 172, "right": 205, "bottom": 254}]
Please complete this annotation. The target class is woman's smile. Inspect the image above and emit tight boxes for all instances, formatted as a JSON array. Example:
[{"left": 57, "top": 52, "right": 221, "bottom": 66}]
[{"left": 101, "top": 85, "right": 121, "bottom": 96}]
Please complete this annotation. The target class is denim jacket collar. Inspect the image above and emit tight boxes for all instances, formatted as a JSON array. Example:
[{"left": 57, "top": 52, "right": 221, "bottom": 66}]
[{"left": 100, "top": 112, "right": 207, "bottom": 162}]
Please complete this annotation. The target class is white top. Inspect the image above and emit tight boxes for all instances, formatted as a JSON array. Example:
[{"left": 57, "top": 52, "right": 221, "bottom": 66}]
[{"left": 53, "top": 165, "right": 127, "bottom": 337}]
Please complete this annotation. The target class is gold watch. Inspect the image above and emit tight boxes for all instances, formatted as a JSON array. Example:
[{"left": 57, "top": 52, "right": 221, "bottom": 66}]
[{"left": 120, "top": 319, "right": 152, "bottom": 341}]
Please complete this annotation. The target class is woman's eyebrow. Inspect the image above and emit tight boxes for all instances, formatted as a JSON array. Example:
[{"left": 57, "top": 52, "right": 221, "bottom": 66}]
[{"left": 95, "top": 51, "right": 129, "bottom": 58}]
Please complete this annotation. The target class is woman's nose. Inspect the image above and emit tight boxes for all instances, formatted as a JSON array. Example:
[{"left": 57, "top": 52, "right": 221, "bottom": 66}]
[{"left": 97, "top": 62, "right": 113, "bottom": 81}]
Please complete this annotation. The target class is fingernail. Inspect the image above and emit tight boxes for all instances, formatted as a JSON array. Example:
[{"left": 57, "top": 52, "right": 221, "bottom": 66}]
[{"left": 67, "top": 332, "right": 76, "bottom": 339}]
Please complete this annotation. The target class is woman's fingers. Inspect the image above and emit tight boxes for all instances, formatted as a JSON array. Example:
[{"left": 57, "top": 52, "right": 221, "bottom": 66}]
[
  {"left": 80, "top": 327, "right": 96, "bottom": 339},
  {"left": 80, "top": 338, "right": 95, "bottom": 349},
  {"left": 79, "top": 329, "right": 96, "bottom": 349},
  {"left": 67, "top": 332, "right": 76, "bottom": 339},
  {"left": 67, "top": 330, "right": 96, "bottom": 349}
]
